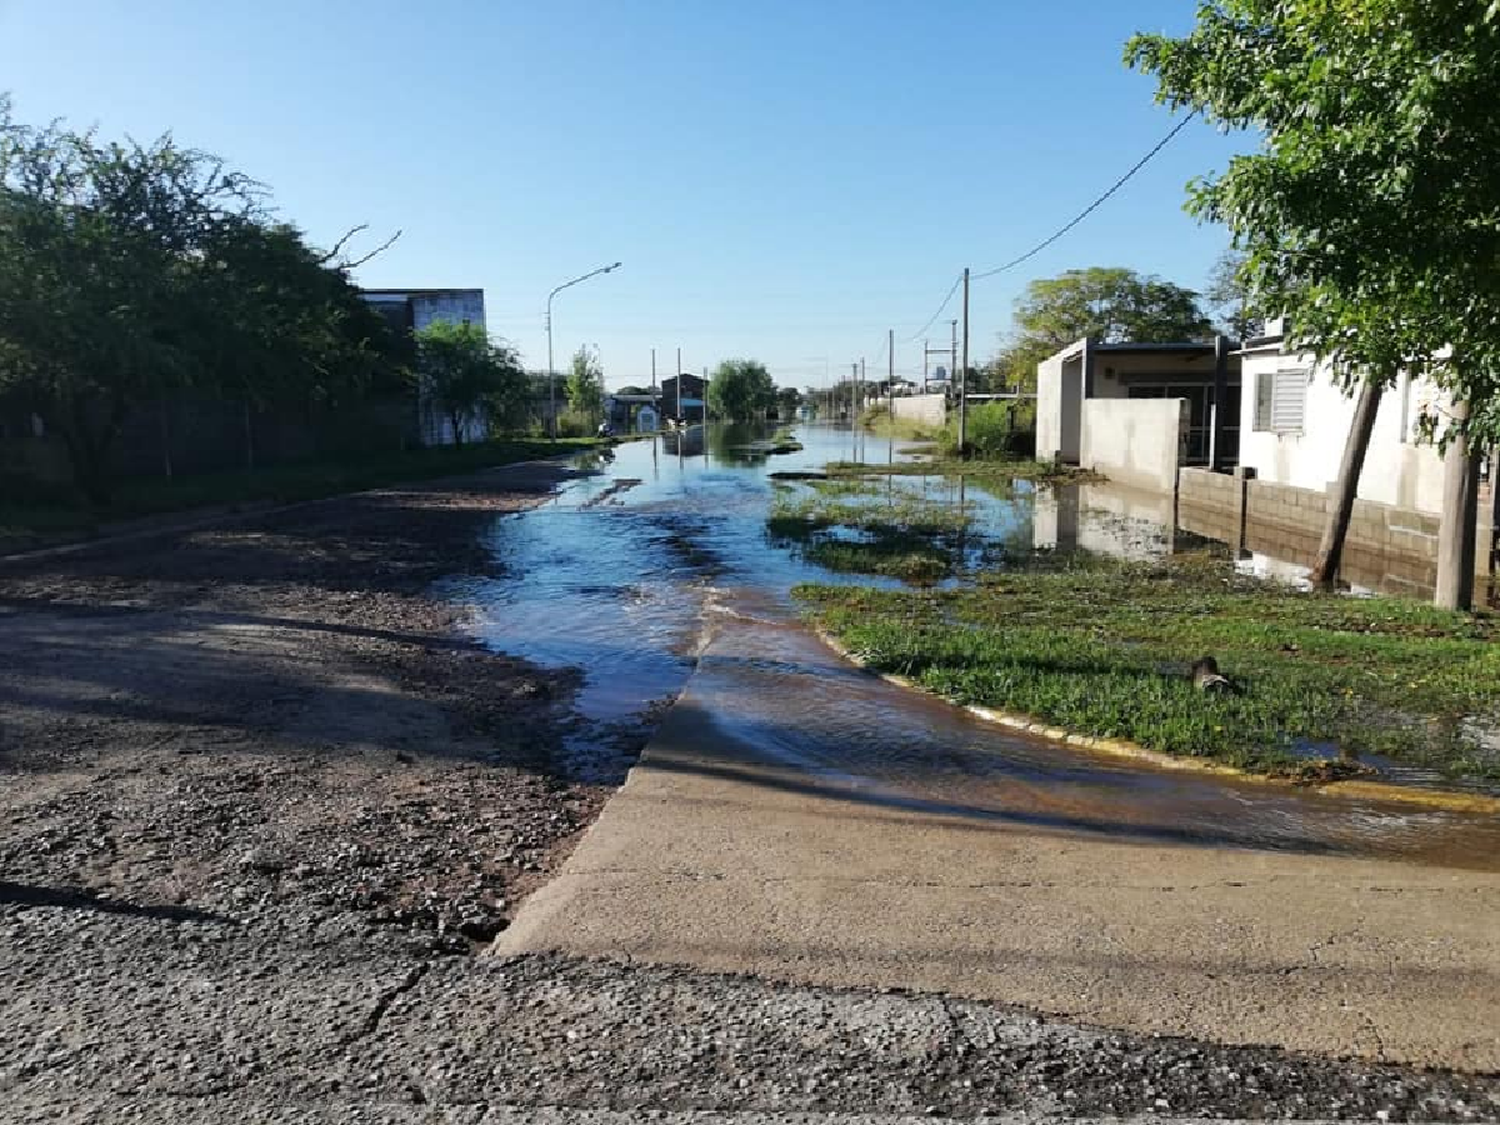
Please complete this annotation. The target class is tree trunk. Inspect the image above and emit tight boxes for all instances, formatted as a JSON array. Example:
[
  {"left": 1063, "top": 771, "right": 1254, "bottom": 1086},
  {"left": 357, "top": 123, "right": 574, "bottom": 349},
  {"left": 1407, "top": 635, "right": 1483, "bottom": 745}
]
[
  {"left": 449, "top": 411, "right": 465, "bottom": 450},
  {"left": 1435, "top": 398, "right": 1481, "bottom": 611},
  {"left": 1309, "top": 377, "right": 1384, "bottom": 590}
]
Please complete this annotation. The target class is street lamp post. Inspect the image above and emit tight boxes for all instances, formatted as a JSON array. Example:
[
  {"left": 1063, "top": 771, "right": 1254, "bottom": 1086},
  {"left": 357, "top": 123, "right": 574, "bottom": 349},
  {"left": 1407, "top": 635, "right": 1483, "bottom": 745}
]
[{"left": 546, "top": 261, "right": 622, "bottom": 439}]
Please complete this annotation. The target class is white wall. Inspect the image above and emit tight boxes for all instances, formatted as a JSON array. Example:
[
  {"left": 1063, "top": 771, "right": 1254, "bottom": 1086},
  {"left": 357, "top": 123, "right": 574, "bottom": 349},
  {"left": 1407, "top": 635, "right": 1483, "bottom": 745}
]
[
  {"left": 890, "top": 393, "right": 948, "bottom": 429},
  {"left": 1036, "top": 350, "right": 1083, "bottom": 461},
  {"left": 1080, "top": 398, "right": 1186, "bottom": 493},
  {"left": 1239, "top": 349, "right": 1447, "bottom": 515}
]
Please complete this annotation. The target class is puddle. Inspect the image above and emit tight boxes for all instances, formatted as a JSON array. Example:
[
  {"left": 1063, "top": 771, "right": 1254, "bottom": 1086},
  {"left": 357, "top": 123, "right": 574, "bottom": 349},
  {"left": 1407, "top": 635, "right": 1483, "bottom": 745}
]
[{"left": 454, "top": 423, "right": 1500, "bottom": 870}]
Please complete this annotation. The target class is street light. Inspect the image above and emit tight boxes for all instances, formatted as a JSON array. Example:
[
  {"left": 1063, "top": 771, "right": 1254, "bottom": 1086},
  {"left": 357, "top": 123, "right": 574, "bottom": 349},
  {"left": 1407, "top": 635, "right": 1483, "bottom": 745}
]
[{"left": 546, "top": 261, "right": 622, "bottom": 439}]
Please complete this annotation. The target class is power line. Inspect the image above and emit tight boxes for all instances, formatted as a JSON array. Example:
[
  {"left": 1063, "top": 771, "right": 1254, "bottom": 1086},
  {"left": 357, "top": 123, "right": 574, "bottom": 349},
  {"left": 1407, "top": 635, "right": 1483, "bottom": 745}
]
[
  {"left": 906, "top": 273, "right": 963, "bottom": 342},
  {"left": 971, "top": 110, "right": 1200, "bottom": 282}
]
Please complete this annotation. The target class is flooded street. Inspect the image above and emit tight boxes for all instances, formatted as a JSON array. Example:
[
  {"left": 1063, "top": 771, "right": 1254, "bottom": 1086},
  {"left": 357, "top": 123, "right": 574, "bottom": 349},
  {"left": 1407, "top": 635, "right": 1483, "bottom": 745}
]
[{"left": 462, "top": 424, "right": 1500, "bottom": 872}]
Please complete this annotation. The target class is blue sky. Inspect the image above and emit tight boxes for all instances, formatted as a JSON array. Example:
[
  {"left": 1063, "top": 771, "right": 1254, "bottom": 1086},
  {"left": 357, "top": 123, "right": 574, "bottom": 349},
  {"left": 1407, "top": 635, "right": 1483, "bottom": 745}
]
[{"left": 0, "top": 1, "right": 1249, "bottom": 391}]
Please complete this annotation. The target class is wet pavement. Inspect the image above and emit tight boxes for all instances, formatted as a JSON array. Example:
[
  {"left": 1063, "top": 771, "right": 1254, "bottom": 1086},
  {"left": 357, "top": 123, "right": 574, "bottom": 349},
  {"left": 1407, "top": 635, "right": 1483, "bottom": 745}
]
[{"left": 459, "top": 424, "right": 1500, "bottom": 871}]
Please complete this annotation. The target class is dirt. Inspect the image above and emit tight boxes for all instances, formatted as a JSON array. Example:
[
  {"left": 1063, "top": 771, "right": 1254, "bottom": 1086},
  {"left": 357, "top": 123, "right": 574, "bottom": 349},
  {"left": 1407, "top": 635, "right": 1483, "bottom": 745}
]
[{"left": 0, "top": 463, "right": 608, "bottom": 950}]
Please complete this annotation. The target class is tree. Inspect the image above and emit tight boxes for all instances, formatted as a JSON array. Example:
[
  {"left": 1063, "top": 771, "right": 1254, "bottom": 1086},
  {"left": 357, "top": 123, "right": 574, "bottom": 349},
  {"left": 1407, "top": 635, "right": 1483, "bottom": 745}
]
[
  {"left": 0, "top": 99, "right": 405, "bottom": 501},
  {"left": 414, "top": 320, "right": 524, "bottom": 448},
  {"left": 565, "top": 345, "right": 605, "bottom": 422},
  {"left": 0, "top": 101, "right": 263, "bottom": 502},
  {"left": 995, "top": 266, "right": 1214, "bottom": 393},
  {"left": 198, "top": 218, "right": 407, "bottom": 467},
  {"left": 1204, "top": 249, "right": 1261, "bottom": 341},
  {"left": 708, "top": 359, "right": 775, "bottom": 422},
  {"left": 776, "top": 385, "right": 802, "bottom": 418},
  {"left": 1129, "top": 2, "right": 1500, "bottom": 609}
]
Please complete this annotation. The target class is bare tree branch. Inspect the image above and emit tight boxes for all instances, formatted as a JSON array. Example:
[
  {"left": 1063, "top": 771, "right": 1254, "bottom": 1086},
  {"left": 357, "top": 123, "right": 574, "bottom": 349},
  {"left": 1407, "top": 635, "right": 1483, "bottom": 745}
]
[
  {"left": 319, "top": 223, "right": 369, "bottom": 266},
  {"left": 341, "top": 228, "right": 401, "bottom": 270}
]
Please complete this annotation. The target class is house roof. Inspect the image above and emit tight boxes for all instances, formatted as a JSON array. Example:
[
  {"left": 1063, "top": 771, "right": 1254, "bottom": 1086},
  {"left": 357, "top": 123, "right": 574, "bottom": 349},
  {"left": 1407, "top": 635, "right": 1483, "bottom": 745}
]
[
  {"left": 358, "top": 288, "right": 483, "bottom": 298},
  {"left": 1089, "top": 341, "right": 1225, "bottom": 354}
]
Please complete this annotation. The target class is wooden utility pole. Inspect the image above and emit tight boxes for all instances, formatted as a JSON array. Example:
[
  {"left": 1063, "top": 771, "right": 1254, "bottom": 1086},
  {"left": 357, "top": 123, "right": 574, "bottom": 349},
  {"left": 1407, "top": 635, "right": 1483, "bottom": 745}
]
[
  {"left": 1436, "top": 398, "right": 1481, "bottom": 610},
  {"left": 959, "top": 267, "right": 970, "bottom": 456},
  {"left": 1310, "top": 377, "right": 1384, "bottom": 590},
  {"left": 850, "top": 362, "right": 858, "bottom": 422},
  {"left": 676, "top": 347, "right": 682, "bottom": 419}
]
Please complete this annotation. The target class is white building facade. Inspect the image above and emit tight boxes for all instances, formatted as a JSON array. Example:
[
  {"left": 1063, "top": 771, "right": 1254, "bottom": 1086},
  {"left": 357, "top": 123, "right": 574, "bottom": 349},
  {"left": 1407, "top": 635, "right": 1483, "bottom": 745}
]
[{"left": 1237, "top": 319, "right": 1447, "bottom": 516}]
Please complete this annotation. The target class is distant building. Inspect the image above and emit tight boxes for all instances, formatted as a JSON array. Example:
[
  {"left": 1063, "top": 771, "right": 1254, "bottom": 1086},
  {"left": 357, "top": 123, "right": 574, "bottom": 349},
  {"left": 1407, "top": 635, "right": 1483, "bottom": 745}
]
[
  {"left": 359, "top": 288, "right": 487, "bottom": 446},
  {"left": 659, "top": 373, "right": 707, "bottom": 423}
]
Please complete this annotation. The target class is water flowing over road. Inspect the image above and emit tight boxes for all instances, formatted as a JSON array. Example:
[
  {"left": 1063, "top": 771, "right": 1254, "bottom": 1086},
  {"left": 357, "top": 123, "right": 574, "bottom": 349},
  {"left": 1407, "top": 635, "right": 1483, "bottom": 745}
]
[{"left": 460, "top": 424, "right": 1500, "bottom": 871}]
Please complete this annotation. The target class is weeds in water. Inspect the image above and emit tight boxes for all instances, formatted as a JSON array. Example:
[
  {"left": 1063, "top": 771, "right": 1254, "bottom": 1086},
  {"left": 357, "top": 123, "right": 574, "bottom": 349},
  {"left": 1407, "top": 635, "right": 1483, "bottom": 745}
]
[
  {"left": 826, "top": 459, "right": 1101, "bottom": 485},
  {"left": 766, "top": 482, "right": 971, "bottom": 585},
  {"left": 796, "top": 555, "right": 1500, "bottom": 782}
]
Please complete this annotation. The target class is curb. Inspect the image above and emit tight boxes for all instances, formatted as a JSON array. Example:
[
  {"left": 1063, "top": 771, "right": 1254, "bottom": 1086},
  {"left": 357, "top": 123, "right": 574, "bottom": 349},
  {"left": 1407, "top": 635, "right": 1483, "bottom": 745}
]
[{"left": 813, "top": 628, "right": 1500, "bottom": 816}]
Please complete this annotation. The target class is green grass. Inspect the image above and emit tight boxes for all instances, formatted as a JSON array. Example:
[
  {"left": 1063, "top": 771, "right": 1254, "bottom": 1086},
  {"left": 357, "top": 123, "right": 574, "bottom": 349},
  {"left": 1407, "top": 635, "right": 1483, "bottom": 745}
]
[
  {"left": 796, "top": 554, "right": 1500, "bottom": 782},
  {"left": 768, "top": 487, "right": 973, "bottom": 538},
  {"left": 859, "top": 410, "right": 945, "bottom": 444},
  {"left": 767, "top": 481, "right": 971, "bottom": 585},
  {"left": 0, "top": 437, "right": 606, "bottom": 550},
  {"left": 801, "top": 532, "right": 956, "bottom": 584},
  {"left": 827, "top": 458, "right": 1101, "bottom": 485}
]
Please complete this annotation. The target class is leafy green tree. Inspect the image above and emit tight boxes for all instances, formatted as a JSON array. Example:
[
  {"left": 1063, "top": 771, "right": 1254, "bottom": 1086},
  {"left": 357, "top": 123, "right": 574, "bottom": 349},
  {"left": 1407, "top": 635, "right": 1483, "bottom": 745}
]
[
  {"left": 1128, "top": 1, "right": 1500, "bottom": 609},
  {"left": 996, "top": 266, "right": 1214, "bottom": 392},
  {"left": 776, "top": 385, "right": 802, "bottom": 418},
  {"left": 565, "top": 345, "right": 605, "bottom": 422},
  {"left": 198, "top": 218, "right": 407, "bottom": 465},
  {"left": 0, "top": 99, "right": 406, "bottom": 501},
  {"left": 0, "top": 100, "right": 263, "bottom": 502},
  {"left": 708, "top": 359, "right": 775, "bottom": 422},
  {"left": 414, "top": 320, "right": 524, "bottom": 448}
]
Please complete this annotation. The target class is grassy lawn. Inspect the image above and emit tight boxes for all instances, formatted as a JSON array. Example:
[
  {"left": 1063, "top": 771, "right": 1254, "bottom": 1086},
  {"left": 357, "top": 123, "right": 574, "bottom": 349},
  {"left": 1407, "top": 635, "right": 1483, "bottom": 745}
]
[
  {"left": 796, "top": 554, "right": 1500, "bottom": 782},
  {"left": 0, "top": 437, "right": 605, "bottom": 550}
]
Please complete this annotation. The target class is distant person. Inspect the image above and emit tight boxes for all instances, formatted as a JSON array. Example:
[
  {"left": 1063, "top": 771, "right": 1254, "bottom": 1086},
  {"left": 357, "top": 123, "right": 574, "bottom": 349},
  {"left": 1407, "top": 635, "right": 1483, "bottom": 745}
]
[{"left": 596, "top": 421, "right": 613, "bottom": 438}]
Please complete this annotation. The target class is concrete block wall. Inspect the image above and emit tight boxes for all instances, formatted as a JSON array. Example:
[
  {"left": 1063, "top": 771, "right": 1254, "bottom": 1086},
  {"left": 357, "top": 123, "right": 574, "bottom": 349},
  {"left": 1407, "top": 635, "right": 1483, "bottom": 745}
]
[
  {"left": 890, "top": 393, "right": 948, "bottom": 429},
  {"left": 1177, "top": 466, "right": 1489, "bottom": 593}
]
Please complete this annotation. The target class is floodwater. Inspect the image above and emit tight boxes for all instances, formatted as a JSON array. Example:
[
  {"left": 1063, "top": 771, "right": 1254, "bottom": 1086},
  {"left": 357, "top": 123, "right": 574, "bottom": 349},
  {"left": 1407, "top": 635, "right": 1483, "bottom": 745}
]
[{"left": 459, "top": 423, "right": 1500, "bottom": 872}]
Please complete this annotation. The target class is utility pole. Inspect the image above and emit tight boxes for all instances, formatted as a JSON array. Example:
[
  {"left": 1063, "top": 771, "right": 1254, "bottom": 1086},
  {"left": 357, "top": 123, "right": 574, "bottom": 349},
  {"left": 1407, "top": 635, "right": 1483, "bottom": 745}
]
[
  {"left": 676, "top": 346, "right": 682, "bottom": 419},
  {"left": 850, "top": 363, "right": 858, "bottom": 423},
  {"left": 950, "top": 319, "right": 958, "bottom": 389},
  {"left": 959, "top": 268, "right": 970, "bottom": 457},
  {"left": 860, "top": 357, "right": 866, "bottom": 417},
  {"left": 888, "top": 328, "right": 895, "bottom": 466}
]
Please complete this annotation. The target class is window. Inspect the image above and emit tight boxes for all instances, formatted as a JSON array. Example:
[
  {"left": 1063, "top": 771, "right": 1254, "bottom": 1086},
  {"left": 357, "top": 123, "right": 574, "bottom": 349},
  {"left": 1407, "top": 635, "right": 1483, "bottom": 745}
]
[{"left": 1253, "top": 367, "right": 1307, "bottom": 434}]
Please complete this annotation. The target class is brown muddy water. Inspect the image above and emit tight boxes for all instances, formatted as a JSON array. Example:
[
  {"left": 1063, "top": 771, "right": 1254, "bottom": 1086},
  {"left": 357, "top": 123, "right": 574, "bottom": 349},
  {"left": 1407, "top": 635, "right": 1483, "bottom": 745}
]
[{"left": 451, "top": 424, "right": 1500, "bottom": 872}]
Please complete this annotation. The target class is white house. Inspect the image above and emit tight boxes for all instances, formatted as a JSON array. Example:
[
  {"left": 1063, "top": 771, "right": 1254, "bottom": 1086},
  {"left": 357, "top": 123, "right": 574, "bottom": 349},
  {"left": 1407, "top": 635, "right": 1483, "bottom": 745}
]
[
  {"left": 1236, "top": 318, "right": 1448, "bottom": 515},
  {"left": 1035, "top": 336, "right": 1239, "bottom": 491}
]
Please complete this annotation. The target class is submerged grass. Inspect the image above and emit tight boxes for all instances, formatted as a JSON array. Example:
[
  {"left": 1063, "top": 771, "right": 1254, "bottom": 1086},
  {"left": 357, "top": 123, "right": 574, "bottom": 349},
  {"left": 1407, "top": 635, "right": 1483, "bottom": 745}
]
[
  {"left": 768, "top": 487, "right": 973, "bottom": 537},
  {"left": 796, "top": 554, "right": 1500, "bottom": 782},
  {"left": 767, "top": 481, "right": 970, "bottom": 584},
  {"left": 827, "top": 458, "right": 1102, "bottom": 485}
]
